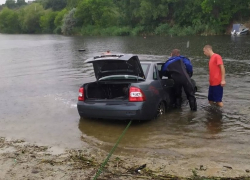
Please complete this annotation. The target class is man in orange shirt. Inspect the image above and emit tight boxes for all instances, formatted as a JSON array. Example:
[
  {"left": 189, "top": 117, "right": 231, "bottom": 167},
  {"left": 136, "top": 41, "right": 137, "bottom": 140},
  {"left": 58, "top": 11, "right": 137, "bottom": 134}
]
[{"left": 203, "top": 45, "right": 226, "bottom": 107}]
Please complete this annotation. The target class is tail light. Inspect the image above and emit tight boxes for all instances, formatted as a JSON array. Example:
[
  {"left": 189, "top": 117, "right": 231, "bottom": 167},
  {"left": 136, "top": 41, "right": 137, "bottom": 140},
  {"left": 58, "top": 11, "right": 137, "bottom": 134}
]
[
  {"left": 78, "top": 87, "right": 84, "bottom": 101},
  {"left": 129, "top": 87, "right": 146, "bottom": 102}
]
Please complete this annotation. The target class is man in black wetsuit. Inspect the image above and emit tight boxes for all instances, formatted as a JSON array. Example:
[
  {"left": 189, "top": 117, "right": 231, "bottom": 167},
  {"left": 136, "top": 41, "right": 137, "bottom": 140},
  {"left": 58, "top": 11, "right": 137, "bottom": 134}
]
[{"left": 162, "top": 49, "right": 197, "bottom": 111}]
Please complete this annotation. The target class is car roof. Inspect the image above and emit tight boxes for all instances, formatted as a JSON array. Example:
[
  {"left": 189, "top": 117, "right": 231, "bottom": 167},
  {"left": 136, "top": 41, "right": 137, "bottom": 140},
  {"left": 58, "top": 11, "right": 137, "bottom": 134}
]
[
  {"left": 140, "top": 61, "right": 164, "bottom": 64},
  {"left": 85, "top": 54, "right": 165, "bottom": 64}
]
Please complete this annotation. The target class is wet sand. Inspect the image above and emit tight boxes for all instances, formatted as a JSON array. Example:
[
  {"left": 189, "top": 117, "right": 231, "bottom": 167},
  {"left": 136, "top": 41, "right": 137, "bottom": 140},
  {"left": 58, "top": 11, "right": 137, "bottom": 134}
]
[{"left": 1, "top": 137, "right": 250, "bottom": 180}]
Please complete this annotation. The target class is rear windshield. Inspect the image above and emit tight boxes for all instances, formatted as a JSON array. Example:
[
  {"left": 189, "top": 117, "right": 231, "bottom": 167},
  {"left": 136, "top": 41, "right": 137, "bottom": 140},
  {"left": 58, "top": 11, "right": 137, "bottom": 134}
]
[{"left": 92, "top": 57, "right": 145, "bottom": 80}]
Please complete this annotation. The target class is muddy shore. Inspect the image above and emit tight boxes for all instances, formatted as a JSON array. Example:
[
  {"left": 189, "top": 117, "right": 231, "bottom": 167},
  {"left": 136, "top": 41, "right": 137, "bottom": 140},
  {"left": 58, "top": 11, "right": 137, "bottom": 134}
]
[{"left": 1, "top": 137, "right": 250, "bottom": 180}]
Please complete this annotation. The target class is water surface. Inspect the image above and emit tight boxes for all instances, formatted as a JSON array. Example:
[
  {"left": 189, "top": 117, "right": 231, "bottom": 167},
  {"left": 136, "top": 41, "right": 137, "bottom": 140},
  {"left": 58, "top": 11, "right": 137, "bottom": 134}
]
[{"left": 0, "top": 34, "right": 250, "bottom": 168}]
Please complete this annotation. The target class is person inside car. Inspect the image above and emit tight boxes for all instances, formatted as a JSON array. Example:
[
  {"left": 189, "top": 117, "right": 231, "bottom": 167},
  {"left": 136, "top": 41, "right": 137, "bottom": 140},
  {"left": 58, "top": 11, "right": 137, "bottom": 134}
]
[{"left": 161, "top": 49, "right": 197, "bottom": 111}]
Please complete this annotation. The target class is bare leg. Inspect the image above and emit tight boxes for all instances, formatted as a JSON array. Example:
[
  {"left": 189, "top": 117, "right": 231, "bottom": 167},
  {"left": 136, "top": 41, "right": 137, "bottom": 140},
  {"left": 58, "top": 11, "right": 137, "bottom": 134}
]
[
  {"left": 216, "top": 102, "right": 223, "bottom": 107},
  {"left": 209, "top": 101, "right": 223, "bottom": 107},
  {"left": 209, "top": 101, "right": 214, "bottom": 106}
]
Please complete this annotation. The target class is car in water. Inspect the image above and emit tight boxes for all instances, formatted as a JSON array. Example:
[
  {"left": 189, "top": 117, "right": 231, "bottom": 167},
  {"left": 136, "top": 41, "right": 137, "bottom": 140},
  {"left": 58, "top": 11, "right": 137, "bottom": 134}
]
[{"left": 77, "top": 54, "right": 196, "bottom": 120}]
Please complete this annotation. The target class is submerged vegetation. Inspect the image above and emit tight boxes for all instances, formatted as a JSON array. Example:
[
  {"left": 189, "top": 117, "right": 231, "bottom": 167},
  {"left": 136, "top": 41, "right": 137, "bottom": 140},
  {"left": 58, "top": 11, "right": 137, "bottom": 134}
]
[{"left": 0, "top": 0, "right": 250, "bottom": 36}]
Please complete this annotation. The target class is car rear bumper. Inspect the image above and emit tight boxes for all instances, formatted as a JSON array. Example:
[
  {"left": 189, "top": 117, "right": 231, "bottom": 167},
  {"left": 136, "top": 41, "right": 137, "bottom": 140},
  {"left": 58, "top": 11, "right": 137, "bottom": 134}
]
[{"left": 77, "top": 100, "right": 152, "bottom": 120}]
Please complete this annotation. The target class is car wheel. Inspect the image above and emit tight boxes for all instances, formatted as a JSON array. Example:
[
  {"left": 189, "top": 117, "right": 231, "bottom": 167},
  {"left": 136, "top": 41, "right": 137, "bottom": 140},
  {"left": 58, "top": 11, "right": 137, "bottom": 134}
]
[{"left": 156, "top": 101, "right": 166, "bottom": 117}]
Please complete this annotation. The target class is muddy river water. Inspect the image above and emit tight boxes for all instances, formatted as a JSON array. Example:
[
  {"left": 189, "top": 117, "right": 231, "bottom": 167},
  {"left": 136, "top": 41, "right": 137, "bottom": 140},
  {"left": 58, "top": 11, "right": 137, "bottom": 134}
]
[{"left": 1, "top": 34, "right": 250, "bottom": 174}]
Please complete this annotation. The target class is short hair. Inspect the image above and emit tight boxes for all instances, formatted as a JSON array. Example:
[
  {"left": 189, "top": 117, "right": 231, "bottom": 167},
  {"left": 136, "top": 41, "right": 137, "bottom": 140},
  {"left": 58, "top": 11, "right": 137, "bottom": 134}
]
[
  {"left": 204, "top": 45, "right": 212, "bottom": 50},
  {"left": 171, "top": 49, "right": 180, "bottom": 56}
]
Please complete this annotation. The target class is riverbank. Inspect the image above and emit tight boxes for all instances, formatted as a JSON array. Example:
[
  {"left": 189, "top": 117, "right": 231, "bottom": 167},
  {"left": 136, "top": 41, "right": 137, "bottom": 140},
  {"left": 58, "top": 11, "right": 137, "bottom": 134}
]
[{"left": 1, "top": 137, "right": 250, "bottom": 180}]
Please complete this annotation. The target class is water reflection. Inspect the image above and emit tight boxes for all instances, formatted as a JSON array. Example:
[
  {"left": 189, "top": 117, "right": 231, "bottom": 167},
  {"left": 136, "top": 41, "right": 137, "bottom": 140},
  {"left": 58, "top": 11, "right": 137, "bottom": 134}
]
[
  {"left": 78, "top": 105, "right": 223, "bottom": 151},
  {"left": 78, "top": 117, "right": 164, "bottom": 154},
  {"left": 205, "top": 106, "right": 223, "bottom": 134}
]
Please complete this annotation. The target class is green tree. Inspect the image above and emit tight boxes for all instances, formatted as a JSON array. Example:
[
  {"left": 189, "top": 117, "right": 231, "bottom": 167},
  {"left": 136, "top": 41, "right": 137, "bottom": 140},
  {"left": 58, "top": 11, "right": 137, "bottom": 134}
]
[
  {"left": 136, "top": 0, "right": 169, "bottom": 26},
  {"left": 0, "top": 7, "right": 20, "bottom": 33},
  {"left": 201, "top": 0, "right": 250, "bottom": 25},
  {"left": 75, "top": 0, "right": 118, "bottom": 27},
  {"left": 16, "top": 0, "right": 26, "bottom": 7},
  {"left": 66, "top": 0, "right": 80, "bottom": 9},
  {"left": 40, "top": 9, "right": 57, "bottom": 33},
  {"left": 113, "top": 0, "right": 169, "bottom": 29},
  {"left": 168, "top": 0, "right": 202, "bottom": 26},
  {"left": 1, "top": 0, "right": 250, "bottom": 35},
  {"left": 61, "top": 8, "right": 76, "bottom": 35},
  {"left": 112, "top": 0, "right": 140, "bottom": 27},
  {"left": 54, "top": 8, "right": 68, "bottom": 27},
  {"left": 43, "top": 0, "right": 67, "bottom": 11},
  {"left": 54, "top": 8, "right": 68, "bottom": 34},
  {"left": 5, "top": 0, "right": 16, "bottom": 9},
  {"left": 18, "top": 3, "right": 45, "bottom": 33}
]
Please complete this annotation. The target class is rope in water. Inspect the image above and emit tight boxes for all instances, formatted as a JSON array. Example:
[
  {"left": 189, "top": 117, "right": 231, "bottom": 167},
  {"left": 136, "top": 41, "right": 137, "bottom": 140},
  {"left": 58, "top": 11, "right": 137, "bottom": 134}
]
[{"left": 93, "top": 120, "right": 132, "bottom": 180}]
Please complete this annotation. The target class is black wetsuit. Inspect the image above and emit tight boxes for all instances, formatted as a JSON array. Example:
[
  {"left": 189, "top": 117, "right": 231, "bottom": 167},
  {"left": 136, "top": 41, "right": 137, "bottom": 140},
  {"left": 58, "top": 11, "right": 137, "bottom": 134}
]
[{"left": 162, "top": 56, "right": 197, "bottom": 111}]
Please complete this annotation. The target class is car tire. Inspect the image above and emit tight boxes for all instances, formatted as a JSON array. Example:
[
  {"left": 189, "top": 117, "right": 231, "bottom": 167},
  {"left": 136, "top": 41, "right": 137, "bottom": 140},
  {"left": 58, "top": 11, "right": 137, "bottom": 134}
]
[{"left": 156, "top": 101, "right": 166, "bottom": 118}]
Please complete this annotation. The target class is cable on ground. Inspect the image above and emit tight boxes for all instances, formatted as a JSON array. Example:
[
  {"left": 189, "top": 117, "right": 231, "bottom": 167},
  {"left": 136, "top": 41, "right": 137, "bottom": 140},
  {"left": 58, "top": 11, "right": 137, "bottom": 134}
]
[{"left": 93, "top": 120, "right": 132, "bottom": 180}]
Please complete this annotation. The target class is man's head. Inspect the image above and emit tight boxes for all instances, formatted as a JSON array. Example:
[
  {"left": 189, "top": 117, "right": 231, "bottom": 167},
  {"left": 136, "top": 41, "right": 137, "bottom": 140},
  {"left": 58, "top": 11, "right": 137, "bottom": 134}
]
[
  {"left": 104, "top": 50, "right": 111, "bottom": 55},
  {"left": 171, "top": 49, "right": 180, "bottom": 57},
  {"left": 203, "top": 45, "right": 214, "bottom": 57}
]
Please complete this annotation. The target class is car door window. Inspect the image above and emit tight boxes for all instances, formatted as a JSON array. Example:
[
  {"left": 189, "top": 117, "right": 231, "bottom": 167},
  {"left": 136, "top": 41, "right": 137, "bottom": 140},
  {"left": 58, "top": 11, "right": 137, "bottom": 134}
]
[
  {"left": 157, "top": 63, "right": 164, "bottom": 79},
  {"left": 157, "top": 63, "right": 163, "bottom": 71},
  {"left": 153, "top": 66, "right": 158, "bottom": 80},
  {"left": 141, "top": 64, "right": 150, "bottom": 78}
]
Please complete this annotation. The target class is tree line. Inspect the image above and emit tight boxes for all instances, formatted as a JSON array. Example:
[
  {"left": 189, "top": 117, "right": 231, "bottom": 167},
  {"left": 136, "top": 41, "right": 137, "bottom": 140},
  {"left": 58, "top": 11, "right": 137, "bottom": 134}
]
[{"left": 0, "top": 0, "right": 249, "bottom": 36}]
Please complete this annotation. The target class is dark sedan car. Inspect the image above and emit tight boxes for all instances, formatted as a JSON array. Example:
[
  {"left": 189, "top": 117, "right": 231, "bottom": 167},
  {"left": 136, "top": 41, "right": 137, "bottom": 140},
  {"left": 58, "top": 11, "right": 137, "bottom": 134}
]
[{"left": 77, "top": 54, "right": 196, "bottom": 120}]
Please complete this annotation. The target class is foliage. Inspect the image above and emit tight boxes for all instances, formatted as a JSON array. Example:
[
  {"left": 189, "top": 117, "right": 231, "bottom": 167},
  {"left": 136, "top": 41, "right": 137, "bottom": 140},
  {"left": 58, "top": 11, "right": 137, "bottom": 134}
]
[
  {"left": 5, "top": 0, "right": 26, "bottom": 8},
  {"left": 16, "top": 0, "right": 26, "bottom": 7},
  {"left": 54, "top": 9, "right": 67, "bottom": 27},
  {"left": 75, "top": 0, "right": 118, "bottom": 27},
  {"left": 135, "top": 0, "right": 169, "bottom": 26},
  {"left": 101, "top": 26, "right": 131, "bottom": 36},
  {"left": 53, "top": 8, "right": 68, "bottom": 34},
  {"left": 61, "top": 8, "right": 76, "bottom": 35},
  {"left": 40, "top": 9, "right": 57, "bottom": 33},
  {"left": 5, "top": 0, "right": 16, "bottom": 9},
  {"left": 18, "top": 3, "right": 44, "bottom": 33},
  {"left": 0, "top": 7, "right": 20, "bottom": 33},
  {"left": 155, "top": 23, "right": 170, "bottom": 35},
  {"left": 200, "top": 0, "right": 250, "bottom": 31},
  {"left": 0, "top": 0, "right": 250, "bottom": 35},
  {"left": 80, "top": 25, "right": 130, "bottom": 36},
  {"left": 131, "top": 26, "right": 145, "bottom": 36},
  {"left": 80, "top": 25, "right": 147, "bottom": 36},
  {"left": 43, "top": 0, "right": 67, "bottom": 11},
  {"left": 66, "top": 0, "right": 80, "bottom": 9}
]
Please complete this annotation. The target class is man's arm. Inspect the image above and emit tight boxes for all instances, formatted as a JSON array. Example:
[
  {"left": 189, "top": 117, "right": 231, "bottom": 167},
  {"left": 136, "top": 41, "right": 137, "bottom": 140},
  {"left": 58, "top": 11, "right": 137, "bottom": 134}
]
[
  {"left": 219, "top": 64, "right": 226, "bottom": 86},
  {"left": 181, "top": 57, "right": 193, "bottom": 77}
]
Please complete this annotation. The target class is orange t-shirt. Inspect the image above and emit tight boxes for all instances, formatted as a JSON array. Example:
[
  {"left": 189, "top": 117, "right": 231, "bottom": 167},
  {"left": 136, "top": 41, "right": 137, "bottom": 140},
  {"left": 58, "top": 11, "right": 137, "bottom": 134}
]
[{"left": 209, "top": 53, "right": 223, "bottom": 86}]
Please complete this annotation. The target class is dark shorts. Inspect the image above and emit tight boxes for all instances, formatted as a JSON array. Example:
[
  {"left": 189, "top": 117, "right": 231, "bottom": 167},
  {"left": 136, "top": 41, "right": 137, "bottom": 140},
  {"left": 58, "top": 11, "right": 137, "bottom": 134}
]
[{"left": 208, "top": 85, "right": 223, "bottom": 102}]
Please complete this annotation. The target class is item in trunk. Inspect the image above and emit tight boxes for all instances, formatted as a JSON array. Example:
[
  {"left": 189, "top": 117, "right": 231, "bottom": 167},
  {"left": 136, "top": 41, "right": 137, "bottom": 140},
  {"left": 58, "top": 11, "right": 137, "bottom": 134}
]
[{"left": 86, "top": 83, "right": 129, "bottom": 100}]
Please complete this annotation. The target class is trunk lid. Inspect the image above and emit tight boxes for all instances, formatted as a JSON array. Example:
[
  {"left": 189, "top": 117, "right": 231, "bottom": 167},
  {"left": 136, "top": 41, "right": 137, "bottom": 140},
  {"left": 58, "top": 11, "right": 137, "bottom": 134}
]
[{"left": 85, "top": 54, "right": 145, "bottom": 81}]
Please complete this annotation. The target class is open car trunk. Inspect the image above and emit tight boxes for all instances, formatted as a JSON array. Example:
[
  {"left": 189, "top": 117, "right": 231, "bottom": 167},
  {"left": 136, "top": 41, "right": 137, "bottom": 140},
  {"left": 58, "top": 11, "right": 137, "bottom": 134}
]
[
  {"left": 83, "top": 54, "right": 146, "bottom": 101},
  {"left": 84, "top": 82, "right": 130, "bottom": 100},
  {"left": 85, "top": 54, "right": 145, "bottom": 80}
]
